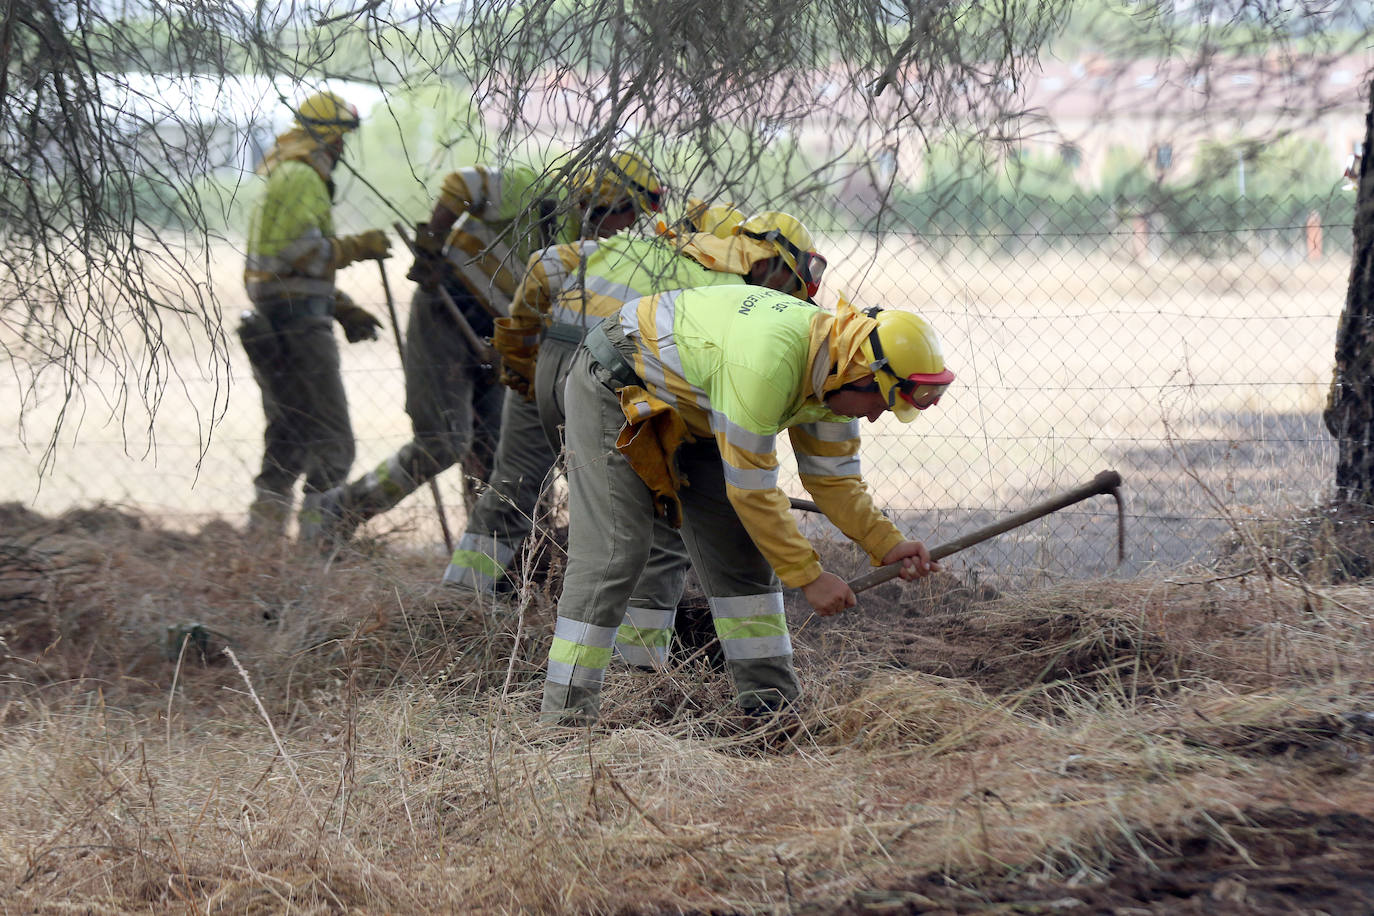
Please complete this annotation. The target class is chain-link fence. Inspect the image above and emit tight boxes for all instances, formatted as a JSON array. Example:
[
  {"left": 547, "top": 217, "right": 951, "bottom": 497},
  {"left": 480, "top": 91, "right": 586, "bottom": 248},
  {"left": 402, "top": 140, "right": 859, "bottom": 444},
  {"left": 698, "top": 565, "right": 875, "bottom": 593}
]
[{"left": 0, "top": 193, "right": 1349, "bottom": 583}]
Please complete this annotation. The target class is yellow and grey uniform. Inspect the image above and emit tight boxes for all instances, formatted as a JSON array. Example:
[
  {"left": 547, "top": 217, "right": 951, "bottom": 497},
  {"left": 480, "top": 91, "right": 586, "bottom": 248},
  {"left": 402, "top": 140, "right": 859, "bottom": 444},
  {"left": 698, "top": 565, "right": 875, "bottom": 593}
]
[
  {"left": 240, "top": 134, "right": 359, "bottom": 537},
  {"left": 442, "top": 234, "right": 745, "bottom": 619},
  {"left": 320, "top": 165, "right": 577, "bottom": 537},
  {"left": 542, "top": 287, "right": 905, "bottom": 722}
]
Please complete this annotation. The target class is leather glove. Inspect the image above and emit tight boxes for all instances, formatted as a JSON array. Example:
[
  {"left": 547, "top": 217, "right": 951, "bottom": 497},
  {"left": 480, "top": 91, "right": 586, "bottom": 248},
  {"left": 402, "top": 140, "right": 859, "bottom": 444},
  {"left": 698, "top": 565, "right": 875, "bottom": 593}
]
[
  {"left": 405, "top": 222, "right": 449, "bottom": 289},
  {"left": 333, "top": 291, "right": 383, "bottom": 342},
  {"left": 493, "top": 317, "right": 538, "bottom": 401},
  {"left": 332, "top": 229, "right": 391, "bottom": 267}
]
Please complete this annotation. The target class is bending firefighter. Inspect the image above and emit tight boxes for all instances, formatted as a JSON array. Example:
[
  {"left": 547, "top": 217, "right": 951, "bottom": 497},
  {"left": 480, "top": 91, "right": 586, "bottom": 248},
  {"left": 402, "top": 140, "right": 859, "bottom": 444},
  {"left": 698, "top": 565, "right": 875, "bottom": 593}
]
[
  {"left": 239, "top": 90, "right": 391, "bottom": 539},
  {"left": 443, "top": 208, "right": 827, "bottom": 634},
  {"left": 542, "top": 287, "right": 954, "bottom": 723},
  {"left": 316, "top": 150, "right": 663, "bottom": 545}
]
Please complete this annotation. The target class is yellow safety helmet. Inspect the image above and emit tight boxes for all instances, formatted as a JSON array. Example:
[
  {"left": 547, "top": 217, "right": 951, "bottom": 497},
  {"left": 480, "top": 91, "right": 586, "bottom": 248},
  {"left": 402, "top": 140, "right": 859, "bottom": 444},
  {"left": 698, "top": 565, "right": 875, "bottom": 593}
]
[
  {"left": 685, "top": 199, "right": 746, "bottom": 238},
  {"left": 294, "top": 91, "right": 361, "bottom": 142},
  {"left": 571, "top": 149, "right": 665, "bottom": 213},
  {"left": 857, "top": 308, "right": 955, "bottom": 423},
  {"left": 737, "top": 210, "right": 828, "bottom": 298}
]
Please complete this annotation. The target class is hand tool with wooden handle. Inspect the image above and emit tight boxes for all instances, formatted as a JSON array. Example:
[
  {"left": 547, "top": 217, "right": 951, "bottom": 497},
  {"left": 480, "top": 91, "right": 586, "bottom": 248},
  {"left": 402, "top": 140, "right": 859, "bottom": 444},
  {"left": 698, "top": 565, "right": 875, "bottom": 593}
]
[{"left": 847, "top": 470, "right": 1126, "bottom": 594}]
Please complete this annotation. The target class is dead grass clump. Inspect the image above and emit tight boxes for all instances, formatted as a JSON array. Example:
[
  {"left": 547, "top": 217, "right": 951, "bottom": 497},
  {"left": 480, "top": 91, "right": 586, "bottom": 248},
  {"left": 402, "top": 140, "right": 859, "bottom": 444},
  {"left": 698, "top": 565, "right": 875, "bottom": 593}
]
[
  {"left": 802, "top": 573, "right": 1374, "bottom": 718},
  {"left": 806, "top": 672, "right": 1019, "bottom": 752},
  {"left": 1215, "top": 502, "right": 1374, "bottom": 584}
]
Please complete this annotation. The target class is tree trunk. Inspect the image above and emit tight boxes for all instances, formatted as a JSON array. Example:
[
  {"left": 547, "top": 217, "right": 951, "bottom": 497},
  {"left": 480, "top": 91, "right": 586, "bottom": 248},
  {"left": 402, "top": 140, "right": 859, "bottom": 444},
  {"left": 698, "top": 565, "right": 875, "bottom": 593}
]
[{"left": 1324, "top": 76, "right": 1374, "bottom": 506}]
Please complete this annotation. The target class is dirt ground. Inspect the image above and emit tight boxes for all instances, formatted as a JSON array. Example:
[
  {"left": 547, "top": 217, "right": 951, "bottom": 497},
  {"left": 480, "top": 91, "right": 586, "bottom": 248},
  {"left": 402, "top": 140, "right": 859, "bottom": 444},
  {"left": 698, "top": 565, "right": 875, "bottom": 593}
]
[{"left": 4, "top": 501, "right": 1374, "bottom": 914}]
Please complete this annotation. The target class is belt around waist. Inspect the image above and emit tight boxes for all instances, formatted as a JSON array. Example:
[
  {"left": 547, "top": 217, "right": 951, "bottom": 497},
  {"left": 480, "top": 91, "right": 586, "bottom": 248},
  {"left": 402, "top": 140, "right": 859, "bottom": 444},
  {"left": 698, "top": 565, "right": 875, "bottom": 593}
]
[
  {"left": 544, "top": 322, "right": 586, "bottom": 344},
  {"left": 583, "top": 322, "right": 642, "bottom": 389}
]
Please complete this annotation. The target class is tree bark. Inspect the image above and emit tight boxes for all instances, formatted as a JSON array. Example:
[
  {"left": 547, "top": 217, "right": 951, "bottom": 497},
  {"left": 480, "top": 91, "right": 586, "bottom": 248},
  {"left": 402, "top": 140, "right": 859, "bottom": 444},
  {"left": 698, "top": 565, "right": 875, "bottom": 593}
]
[{"left": 1324, "top": 75, "right": 1374, "bottom": 506}]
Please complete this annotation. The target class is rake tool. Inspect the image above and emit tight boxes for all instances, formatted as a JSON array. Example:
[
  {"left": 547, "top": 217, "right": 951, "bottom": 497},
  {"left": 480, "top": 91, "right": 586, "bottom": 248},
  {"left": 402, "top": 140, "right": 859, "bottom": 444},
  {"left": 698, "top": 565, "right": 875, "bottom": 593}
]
[
  {"left": 789, "top": 470, "right": 1125, "bottom": 594},
  {"left": 377, "top": 260, "right": 455, "bottom": 554}
]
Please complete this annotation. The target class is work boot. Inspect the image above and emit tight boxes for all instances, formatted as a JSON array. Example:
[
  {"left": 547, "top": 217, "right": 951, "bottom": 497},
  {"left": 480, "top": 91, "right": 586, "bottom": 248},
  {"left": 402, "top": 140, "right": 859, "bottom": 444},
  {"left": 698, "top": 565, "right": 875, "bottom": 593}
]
[
  {"left": 246, "top": 487, "right": 290, "bottom": 539},
  {"left": 297, "top": 491, "right": 327, "bottom": 545},
  {"left": 305, "top": 485, "right": 360, "bottom": 549},
  {"left": 540, "top": 682, "right": 602, "bottom": 726}
]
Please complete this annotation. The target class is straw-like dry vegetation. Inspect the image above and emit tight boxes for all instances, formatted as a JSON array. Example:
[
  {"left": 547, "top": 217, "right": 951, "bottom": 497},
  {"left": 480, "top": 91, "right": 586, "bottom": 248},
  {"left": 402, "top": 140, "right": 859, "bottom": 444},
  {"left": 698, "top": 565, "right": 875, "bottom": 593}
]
[{"left": 3, "top": 500, "right": 1374, "bottom": 913}]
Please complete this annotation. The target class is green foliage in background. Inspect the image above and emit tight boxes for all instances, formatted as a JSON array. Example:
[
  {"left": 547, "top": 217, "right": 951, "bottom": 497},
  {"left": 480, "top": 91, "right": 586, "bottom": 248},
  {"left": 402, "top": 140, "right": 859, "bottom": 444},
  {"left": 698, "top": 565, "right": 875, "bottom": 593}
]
[{"left": 874, "top": 134, "right": 1353, "bottom": 258}]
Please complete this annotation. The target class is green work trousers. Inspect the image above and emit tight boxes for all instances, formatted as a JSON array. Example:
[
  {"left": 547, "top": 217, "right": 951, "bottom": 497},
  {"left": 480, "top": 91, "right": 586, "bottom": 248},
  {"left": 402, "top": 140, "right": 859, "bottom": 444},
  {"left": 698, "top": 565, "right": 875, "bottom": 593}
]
[
  {"left": 441, "top": 387, "right": 558, "bottom": 592},
  {"left": 242, "top": 297, "right": 354, "bottom": 537},
  {"left": 332, "top": 285, "right": 503, "bottom": 527},
  {"left": 540, "top": 346, "right": 798, "bottom": 723}
]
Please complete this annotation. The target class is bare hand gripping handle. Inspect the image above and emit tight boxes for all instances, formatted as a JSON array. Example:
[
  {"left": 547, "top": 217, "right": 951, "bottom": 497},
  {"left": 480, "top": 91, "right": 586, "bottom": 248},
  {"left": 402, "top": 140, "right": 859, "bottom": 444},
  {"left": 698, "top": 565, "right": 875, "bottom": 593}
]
[{"left": 847, "top": 470, "right": 1126, "bottom": 595}]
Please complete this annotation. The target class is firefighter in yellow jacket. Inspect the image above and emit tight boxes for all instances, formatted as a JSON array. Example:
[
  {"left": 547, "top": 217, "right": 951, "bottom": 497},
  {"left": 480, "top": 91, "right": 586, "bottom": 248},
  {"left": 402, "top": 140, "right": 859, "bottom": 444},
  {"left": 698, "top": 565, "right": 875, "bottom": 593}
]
[
  {"left": 542, "top": 286, "right": 955, "bottom": 723},
  {"left": 316, "top": 150, "right": 663, "bottom": 544},
  {"left": 444, "top": 207, "right": 826, "bottom": 649},
  {"left": 239, "top": 90, "right": 391, "bottom": 539}
]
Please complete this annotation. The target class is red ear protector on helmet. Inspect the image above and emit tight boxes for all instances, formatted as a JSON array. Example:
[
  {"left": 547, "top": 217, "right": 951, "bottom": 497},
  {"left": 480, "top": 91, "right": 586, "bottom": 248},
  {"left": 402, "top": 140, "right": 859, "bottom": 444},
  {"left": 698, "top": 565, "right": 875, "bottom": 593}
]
[{"left": 863, "top": 308, "right": 955, "bottom": 411}]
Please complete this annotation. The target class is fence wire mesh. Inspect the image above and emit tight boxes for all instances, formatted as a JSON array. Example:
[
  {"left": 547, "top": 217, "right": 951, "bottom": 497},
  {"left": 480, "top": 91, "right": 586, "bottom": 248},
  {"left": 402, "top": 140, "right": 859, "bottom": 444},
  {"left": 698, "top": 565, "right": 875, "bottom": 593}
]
[{"left": 0, "top": 193, "right": 1348, "bottom": 584}]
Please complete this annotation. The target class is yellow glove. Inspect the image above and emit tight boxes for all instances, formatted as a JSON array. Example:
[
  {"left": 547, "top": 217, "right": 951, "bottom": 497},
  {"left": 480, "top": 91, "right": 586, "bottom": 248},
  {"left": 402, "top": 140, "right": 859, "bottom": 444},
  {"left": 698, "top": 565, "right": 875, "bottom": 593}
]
[
  {"left": 331, "top": 229, "right": 391, "bottom": 267},
  {"left": 332, "top": 290, "right": 383, "bottom": 342},
  {"left": 493, "top": 317, "right": 538, "bottom": 400}
]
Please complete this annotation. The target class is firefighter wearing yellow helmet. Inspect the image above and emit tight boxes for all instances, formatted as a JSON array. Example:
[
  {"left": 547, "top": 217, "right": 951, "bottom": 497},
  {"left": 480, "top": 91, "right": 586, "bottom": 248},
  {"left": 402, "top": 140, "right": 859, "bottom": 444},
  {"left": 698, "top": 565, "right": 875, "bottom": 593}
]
[
  {"left": 539, "top": 286, "right": 954, "bottom": 724},
  {"left": 736, "top": 210, "right": 829, "bottom": 300},
  {"left": 239, "top": 89, "right": 392, "bottom": 540},
  {"left": 444, "top": 203, "right": 804, "bottom": 625},
  {"left": 314, "top": 148, "right": 664, "bottom": 546}
]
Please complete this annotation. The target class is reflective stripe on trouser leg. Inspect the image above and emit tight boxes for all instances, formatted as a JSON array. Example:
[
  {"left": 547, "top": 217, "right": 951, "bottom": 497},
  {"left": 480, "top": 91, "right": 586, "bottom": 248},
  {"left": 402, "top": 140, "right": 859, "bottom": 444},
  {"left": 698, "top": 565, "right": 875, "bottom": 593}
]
[
  {"left": 353, "top": 451, "right": 418, "bottom": 508},
  {"left": 674, "top": 436, "right": 799, "bottom": 711},
  {"left": 298, "top": 491, "right": 325, "bottom": 542},
  {"left": 442, "top": 531, "right": 517, "bottom": 592},
  {"left": 541, "top": 348, "right": 658, "bottom": 724},
  {"left": 546, "top": 616, "right": 619, "bottom": 688},
  {"left": 711, "top": 592, "right": 797, "bottom": 712},
  {"left": 542, "top": 616, "right": 621, "bottom": 726},
  {"left": 615, "top": 605, "right": 676, "bottom": 668},
  {"left": 454, "top": 390, "right": 558, "bottom": 583}
]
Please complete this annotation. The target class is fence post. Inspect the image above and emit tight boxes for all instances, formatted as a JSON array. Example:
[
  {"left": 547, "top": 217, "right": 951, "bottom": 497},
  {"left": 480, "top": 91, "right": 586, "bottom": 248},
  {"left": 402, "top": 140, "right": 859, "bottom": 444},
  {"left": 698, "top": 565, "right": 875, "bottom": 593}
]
[
  {"left": 1306, "top": 210, "right": 1323, "bottom": 261},
  {"left": 1132, "top": 213, "right": 1150, "bottom": 263}
]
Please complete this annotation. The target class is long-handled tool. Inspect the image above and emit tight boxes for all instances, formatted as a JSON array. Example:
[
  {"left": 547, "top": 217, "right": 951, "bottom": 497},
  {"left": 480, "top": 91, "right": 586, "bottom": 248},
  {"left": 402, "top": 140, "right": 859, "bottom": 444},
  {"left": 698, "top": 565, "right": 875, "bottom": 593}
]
[
  {"left": 391, "top": 221, "right": 499, "bottom": 366},
  {"left": 377, "top": 261, "right": 455, "bottom": 554},
  {"left": 847, "top": 469, "right": 1126, "bottom": 594}
]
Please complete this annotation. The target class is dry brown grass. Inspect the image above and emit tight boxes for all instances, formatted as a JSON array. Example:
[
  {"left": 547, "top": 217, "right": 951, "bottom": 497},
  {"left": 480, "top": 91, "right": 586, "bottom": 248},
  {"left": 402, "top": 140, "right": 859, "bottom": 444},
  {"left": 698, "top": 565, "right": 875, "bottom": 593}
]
[{"left": 3, "top": 504, "right": 1374, "bottom": 913}]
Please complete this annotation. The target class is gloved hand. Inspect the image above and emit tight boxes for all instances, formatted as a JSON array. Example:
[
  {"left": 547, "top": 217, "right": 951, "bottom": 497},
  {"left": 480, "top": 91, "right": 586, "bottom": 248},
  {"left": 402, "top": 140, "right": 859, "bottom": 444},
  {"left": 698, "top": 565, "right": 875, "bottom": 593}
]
[
  {"left": 332, "top": 290, "right": 383, "bottom": 342},
  {"left": 493, "top": 317, "right": 538, "bottom": 401},
  {"left": 405, "top": 222, "right": 448, "bottom": 289},
  {"left": 332, "top": 229, "right": 391, "bottom": 267}
]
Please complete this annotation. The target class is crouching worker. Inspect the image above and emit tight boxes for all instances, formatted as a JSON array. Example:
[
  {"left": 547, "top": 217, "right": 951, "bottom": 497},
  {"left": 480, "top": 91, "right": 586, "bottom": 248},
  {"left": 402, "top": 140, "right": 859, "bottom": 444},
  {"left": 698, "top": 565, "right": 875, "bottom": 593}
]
[{"left": 542, "top": 286, "right": 956, "bottom": 724}]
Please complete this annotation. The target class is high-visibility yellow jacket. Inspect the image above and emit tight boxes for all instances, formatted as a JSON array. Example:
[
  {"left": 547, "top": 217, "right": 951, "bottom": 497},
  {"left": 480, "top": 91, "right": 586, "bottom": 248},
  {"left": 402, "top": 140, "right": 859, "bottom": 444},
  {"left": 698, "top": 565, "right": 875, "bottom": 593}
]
[
  {"left": 244, "top": 142, "right": 341, "bottom": 301},
  {"left": 614, "top": 285, "right": 906, "bottom": 587},
  {"left": 498, "top": 232, "right": 773, "bottom": 367},
  {"left": 437, "top": 165, "right": 580, "bottom": 317}
]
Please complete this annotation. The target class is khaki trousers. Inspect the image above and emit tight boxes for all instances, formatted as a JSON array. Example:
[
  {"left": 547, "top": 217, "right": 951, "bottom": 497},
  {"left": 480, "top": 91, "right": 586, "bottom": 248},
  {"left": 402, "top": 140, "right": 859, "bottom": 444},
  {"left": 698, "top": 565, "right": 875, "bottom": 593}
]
[{"left": 540, "top": 346, "right": 798, "bottom": 723}]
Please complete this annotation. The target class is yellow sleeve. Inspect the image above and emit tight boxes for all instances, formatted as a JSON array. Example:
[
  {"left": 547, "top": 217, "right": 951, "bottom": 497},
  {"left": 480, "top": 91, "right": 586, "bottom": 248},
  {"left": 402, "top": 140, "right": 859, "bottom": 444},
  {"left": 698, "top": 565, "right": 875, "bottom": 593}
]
[
  {"left": 437, "top": 166, "right": 493, "bottom": 218},
  {"left": 509, "top": 246, "right": 567, "bottom": 329},
  {"left": 789, "top": 421, "right": 904, "bottom": 565}
]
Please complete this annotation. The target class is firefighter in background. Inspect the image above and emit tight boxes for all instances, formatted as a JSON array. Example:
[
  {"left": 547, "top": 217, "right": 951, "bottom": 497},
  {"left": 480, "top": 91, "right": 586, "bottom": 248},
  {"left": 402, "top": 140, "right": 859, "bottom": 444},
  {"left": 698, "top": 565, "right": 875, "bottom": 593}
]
[
  {"left": 315, "top": 150, "right": 664, "bottom": 545},
  {"left": 239, "top": 90, "right": 392, "bottom": 540},
  {"left": 541, "top": 287, "right": 953, "bottom": 724},
  {"left": 444, "top": 207, "right": 827, "bottom": 642}
]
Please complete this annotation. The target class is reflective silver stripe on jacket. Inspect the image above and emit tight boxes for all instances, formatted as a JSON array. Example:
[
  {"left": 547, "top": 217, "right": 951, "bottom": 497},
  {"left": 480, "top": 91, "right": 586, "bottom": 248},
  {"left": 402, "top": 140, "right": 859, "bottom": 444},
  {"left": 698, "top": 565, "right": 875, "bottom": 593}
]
[
  {"left": 713, "top": 410, "right": 776, "bottom": 455},
  {"left": 795, "top": 452, "right": 862, "bottom": 478},
  {"left": 444, "top": 216, "right": 515, "bottom": 316},
  {"left": 722, "top": 462, "right": 780, "bottom": 491},
  {"left": 803, "top": 419, "right": 861, "bottom": 442}
]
